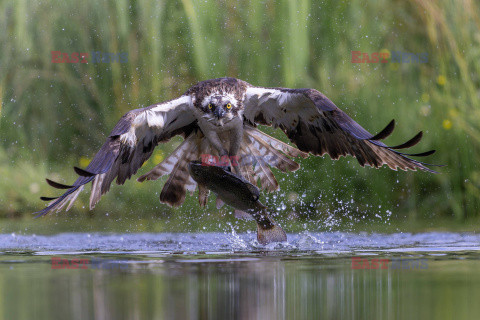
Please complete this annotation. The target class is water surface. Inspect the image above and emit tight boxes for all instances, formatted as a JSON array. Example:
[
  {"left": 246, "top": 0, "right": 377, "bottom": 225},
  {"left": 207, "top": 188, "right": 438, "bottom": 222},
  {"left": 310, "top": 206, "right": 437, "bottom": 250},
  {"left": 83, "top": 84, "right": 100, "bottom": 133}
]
[{"left": 1, "top": 232, "right": 479, "bottom": 319}]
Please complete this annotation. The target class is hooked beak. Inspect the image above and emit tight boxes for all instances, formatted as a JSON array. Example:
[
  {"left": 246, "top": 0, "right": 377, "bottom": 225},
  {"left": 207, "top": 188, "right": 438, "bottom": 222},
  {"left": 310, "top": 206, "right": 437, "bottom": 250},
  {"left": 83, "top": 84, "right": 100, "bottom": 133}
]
[{"left": 213, "top": 107, "right": 225, "bottom": 119}]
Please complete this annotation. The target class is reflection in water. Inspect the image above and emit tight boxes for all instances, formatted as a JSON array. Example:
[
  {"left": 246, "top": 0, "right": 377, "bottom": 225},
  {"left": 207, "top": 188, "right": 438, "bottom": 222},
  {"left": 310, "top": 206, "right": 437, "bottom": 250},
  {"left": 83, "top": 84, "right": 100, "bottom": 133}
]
[{"left": 2, "top": 253, "right": 480, "bottom": 320}]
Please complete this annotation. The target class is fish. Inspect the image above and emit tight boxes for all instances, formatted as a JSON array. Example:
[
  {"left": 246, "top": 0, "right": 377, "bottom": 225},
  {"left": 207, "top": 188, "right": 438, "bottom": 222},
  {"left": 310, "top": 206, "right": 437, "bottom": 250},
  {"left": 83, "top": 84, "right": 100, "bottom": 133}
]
[{"left": 188, "top": 161, "right": 287, "bottom": 244}]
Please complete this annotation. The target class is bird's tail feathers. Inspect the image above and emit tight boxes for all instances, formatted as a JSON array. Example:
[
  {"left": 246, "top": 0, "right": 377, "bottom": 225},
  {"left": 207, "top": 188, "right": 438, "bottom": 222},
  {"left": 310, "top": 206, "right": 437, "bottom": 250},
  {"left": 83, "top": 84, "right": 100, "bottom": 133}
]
[
  {"left": 137, "top": 134, "right": 197, "bottom": 182},
  {"left": 244, "top": 126, "right": 308, "bottom": 159},
  {"left": 137, "top": 133, "right": 199, "bottom": 207},
  {"left": 239, "top": 126, "right": 305, "bottom": 191}
]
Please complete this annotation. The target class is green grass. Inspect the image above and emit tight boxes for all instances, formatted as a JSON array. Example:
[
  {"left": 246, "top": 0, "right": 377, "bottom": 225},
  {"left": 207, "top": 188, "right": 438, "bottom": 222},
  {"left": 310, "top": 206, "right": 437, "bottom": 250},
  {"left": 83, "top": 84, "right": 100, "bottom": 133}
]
[{"left": 0, "top": 0, "right": 479, "bottom": 228}]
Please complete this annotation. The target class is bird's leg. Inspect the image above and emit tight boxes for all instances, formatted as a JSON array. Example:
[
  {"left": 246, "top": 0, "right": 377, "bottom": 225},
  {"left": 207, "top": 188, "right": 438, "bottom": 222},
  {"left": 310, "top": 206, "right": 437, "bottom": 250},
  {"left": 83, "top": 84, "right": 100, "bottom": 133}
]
[
  {"left": 198, "top": 184, "right": 209, "bottom": 207},
  {"left": 203, "top": 130, "right": 231, "bottom": 171},
  {"left": 229, "top": 125, "right": 244, "bottom": 176}
]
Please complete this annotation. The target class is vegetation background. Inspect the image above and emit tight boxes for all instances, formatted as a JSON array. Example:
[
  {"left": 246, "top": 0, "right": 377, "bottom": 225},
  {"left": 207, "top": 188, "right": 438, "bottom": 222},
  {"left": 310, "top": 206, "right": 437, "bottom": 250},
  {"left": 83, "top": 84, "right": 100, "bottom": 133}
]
[{"left": 0, "top": 0, "right": 479, "bottom": 233}]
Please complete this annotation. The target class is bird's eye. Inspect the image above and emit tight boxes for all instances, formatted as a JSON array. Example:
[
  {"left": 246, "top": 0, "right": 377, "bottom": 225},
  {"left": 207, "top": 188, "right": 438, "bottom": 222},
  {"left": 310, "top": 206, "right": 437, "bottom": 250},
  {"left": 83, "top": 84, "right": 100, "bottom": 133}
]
[
  {"left": 226, "top": 103, "right": 232, "bottom": 109},
  {"left": 208, "top": 104, "right": 212, "bottom": 109}
]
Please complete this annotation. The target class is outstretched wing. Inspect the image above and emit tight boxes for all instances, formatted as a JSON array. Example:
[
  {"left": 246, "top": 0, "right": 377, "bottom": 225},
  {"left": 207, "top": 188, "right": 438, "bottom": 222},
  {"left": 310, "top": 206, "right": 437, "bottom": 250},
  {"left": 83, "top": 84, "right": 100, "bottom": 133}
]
[
  {"left": 36, "top": 95, "right": 196, "bottom": 216},
  {"left": 243, "top": 86, "right": 438, "bottom": 172}
]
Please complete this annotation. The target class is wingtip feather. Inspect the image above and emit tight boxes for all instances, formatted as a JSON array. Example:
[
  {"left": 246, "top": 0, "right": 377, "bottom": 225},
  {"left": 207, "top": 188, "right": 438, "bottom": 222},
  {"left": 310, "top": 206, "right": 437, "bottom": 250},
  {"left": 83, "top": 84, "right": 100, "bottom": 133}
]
[
  {"left": 74, "top": 166, "right": 95, "bottom": 177},
  {"left": 390, "top": 131, "right": 423, "bottom": 149},
  {"left": 40, "top": 196, "right": 59, "bottom": 201},
  {"left": 46, "top": 178, "right": 74, "bottom": 189},
  {"left": 369, "top": 119, "right": 395, "bottom": 141}
]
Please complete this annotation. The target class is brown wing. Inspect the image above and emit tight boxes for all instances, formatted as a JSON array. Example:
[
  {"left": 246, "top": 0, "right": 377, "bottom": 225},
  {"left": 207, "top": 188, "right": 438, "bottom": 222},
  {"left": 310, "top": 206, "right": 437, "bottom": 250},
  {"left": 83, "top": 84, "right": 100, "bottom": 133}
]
[
  {"left": 243, "top": 86, "right": 438, "bottom": 173},
  {"left": 35, "top": 95, "right": 196, "bottom": 216}
]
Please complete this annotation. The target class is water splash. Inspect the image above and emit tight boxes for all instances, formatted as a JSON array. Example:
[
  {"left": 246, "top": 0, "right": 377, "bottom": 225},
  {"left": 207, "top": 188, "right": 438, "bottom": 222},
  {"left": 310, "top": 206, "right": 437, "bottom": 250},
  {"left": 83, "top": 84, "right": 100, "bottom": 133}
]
[{"left": 1, "top": 232, "right": 479, "bottom": 255}]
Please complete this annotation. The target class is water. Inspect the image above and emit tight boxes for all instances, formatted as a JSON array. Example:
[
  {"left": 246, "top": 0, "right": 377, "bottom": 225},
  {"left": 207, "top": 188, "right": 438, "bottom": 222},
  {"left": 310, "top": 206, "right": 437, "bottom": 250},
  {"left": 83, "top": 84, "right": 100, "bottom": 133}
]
[{"left": 1, "top": 232, "right": 480, "bottom": 319}]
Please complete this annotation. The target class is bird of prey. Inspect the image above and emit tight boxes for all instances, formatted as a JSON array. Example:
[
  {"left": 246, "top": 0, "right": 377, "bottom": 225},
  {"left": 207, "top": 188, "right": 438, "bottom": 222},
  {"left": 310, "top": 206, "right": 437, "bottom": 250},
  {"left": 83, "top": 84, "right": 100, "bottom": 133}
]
[{"left": 36, "top": 77, "right": 437, "bottom": 216}]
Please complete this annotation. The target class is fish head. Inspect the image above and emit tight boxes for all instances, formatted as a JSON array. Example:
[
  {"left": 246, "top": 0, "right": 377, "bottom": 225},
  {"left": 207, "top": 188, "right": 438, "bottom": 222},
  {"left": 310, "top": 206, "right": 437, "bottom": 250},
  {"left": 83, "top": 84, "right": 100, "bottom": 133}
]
[
  {"left": 188, "top": 161, "right": 261, "bottom": 209},
  {"left": 188, "top": 161, "right": 205, "bottom": 182},
  {"left": 188, "top": 161, "right": 226, "bottom": 185}
]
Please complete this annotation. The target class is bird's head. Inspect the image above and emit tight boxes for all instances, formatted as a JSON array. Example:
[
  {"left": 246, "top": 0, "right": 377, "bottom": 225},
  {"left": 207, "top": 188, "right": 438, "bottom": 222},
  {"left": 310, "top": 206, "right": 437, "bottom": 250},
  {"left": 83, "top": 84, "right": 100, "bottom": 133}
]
[{"left": 200, "top": 94, "right": 241, "bottom": 126}]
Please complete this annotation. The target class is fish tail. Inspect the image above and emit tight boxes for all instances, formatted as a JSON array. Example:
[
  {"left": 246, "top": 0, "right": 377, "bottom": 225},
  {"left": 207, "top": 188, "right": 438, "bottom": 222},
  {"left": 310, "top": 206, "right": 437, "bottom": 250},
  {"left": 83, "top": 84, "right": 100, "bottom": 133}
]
[
  {"left": 257, "top": 224, "right": 287, "bottom": 245},
  {"left": 253, "top": 210, "right": 287, "bottom": 244},
  {"left": 257, "top": 225, "right": 287, "bottom": 244}
]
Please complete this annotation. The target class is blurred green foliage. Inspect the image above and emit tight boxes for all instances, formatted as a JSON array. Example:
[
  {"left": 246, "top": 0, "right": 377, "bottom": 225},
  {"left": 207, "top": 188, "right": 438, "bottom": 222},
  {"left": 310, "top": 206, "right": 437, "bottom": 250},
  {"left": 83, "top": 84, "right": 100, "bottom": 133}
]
[{"left": 0, "top": 0, "right": 479, "bottom": 227}]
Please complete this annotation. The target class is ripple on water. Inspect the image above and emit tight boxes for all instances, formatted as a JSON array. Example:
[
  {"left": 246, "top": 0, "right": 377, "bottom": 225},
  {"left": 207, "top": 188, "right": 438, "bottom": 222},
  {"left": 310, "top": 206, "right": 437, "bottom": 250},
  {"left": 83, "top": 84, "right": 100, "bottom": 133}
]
[{"left": 0, "top": 232, "right": 479, "bottom": 256}]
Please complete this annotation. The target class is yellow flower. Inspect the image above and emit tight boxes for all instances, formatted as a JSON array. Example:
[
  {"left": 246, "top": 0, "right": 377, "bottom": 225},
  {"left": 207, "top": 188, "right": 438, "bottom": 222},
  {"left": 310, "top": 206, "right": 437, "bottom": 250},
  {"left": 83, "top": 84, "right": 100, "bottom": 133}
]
[
  {"left": 379, "top": 48, "right": 391, "bottom": 60},
  {"left": 442, "top": 119, "right": 452, "bottom": 130},
  {"left": 79, "top": 156, "right": 91, "bottom": 168},
  {"left": 421, "top": 93, "right": 430, "bottom": 103},
  {"left": 449, "top": 108, "right": 459, "bottom": 118},
  {"left": 152, "top": 151, "right": 164, "bottom": 164},
  {"left": 437, "top": 75, "right": 446, "bottom": 86}
]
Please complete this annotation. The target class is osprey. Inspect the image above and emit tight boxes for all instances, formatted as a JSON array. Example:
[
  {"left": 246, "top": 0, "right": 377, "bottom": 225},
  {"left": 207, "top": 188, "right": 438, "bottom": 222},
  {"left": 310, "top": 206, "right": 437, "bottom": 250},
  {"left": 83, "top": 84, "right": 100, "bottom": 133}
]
[{"left": 36, "top": 77, "right": 437, "bottom": 216}]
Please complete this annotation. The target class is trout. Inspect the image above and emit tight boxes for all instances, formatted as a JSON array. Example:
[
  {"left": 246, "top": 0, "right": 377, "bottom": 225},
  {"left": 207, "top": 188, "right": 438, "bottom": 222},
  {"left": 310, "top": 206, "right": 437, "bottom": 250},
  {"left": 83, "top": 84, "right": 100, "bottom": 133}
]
[{"left": 188, "top": 161, "right": 287, "bottom": 244}]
